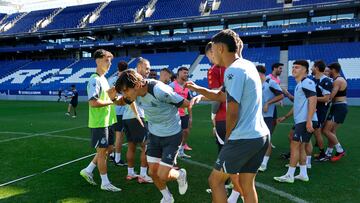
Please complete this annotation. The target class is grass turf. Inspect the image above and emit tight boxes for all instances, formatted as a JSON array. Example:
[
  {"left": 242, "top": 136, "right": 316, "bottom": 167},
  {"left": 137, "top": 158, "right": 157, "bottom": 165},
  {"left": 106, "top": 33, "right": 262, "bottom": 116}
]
[{"left": 0, "top": 100, "right": 359, "bottom": 202}]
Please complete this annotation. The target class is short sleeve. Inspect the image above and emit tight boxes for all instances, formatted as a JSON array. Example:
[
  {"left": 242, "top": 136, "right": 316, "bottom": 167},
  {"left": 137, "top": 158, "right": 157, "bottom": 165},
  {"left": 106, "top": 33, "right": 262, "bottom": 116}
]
[
  {"left": 208, "top": 67, "right": 221, "bottom": 89},
  {"left": 269, "top": 80, "right": 283, "bottom": 96},
  {"left": 302, "top": 79, "right": 316, "bottom": 98},
  {"left": 224, "top": 68, "right": 245, "bottom": 104},
  {"left": 320, "top": 78, "right": 333, "bottom": 95},
  {"left": 87, "top": 77, "right": 101, "bottom": 100},
  {"left": 155, "top": 84, "right": 184, "bottom": 107}
]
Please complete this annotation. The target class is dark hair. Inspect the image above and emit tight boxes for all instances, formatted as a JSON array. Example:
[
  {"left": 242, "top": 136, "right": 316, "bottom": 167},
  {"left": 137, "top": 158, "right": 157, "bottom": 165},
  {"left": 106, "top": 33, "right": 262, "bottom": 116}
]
[
  {"left": 256, "top": 65, "right": 266, "bottom": 74},
  {"left": 293, "top": 60, "right": 309, "bottom": 73},
  {"left": 71, "top": 84, "right": 75, "bottom": 88},
  {"left": 93, "top": 49, "right": 107, "bottom": 59},
  {"left": 171, "top": 73, "right": 177, "bottom": 82},
  {"left": 117, "top": 61, "right": 128, "bottom": 72},
  {"left": 161, "top": 68, "right": 172, "bottom": 74},
  {"left": 211, "top": 29, "right": 242, "bottom": 53},
  {"left": 328, "top": 62, "right": 341, "bottom": 73},
  {"left": 205, "top": 42, "right": 212, "bottom": 53},
  {"left": 271, "top": 63, "right": 284, "bottom": 71},
  {"left": 115, "top": 69, "right": 142, "bottom": 93},
  {"left": 314, "top": 60, "right": 326, "bottom": 72},
  {"left": 177, "top": 66, "right": 189, "bottom": 74}
]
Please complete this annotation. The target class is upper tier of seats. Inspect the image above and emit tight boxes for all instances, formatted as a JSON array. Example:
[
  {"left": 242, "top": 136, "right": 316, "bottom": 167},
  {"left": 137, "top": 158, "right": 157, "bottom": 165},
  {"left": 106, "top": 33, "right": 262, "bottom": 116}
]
[
  {"left": 39, "top": 3, "right": 101, "bottom": 31},
  {"left": 144, "top": 0, "right": 202, "bottom": 21},
  {"left": 0, "top": 0, "right": 352, "bottom": 34},
  {"left": 89, "top": 0, "right": 148, "bottom": 27},
  {"left": 4, "top": 8, "right": 56, "bottom": 34}
]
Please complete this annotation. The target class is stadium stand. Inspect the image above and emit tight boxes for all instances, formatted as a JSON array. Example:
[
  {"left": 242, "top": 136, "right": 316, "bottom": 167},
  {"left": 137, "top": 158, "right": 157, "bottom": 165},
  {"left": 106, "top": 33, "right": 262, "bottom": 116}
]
[
  {"left": 191, "top": 47, "right": 281, "bottom": 87},
  {"left": 144, "top": 0, "right": 202, "bottom": 21},
  {"left": 288, "top": 42, "right": 360, "bottom": 97},
  {"left": 132, "top": 52, "right": 199, "bottom": 73},
  {"left": 4, "top": 8, "right": 56, "bottom": 34},
  {"left": 294, "top": 0, "right": 347, "bottom": 6},
  {"left": 211, "top": 0, "right": 282, "bottom": 14},
  {"left": 39, "top": 3, "right": 101, "bottom": 31},
  {"left": 0, "top": 60, "right": 31, "bottom": 78},
  {"left": 0, "top": 59, "right": 75, "bottom": 91},
  {"left": 23, "top": 57, "right": 129, "bottom": 95},
  {"left": 89, "top": 0, "right": 149, "bottom": 26}
]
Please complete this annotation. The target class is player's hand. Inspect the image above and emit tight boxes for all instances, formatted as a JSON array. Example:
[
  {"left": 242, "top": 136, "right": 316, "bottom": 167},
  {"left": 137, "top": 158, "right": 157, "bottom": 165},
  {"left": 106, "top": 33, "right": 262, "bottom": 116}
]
[
  {"left": 306, "top": 120, "right": 314, "bottom": 133},
  {"left": 107, "top": 87, "right": 117, "bottom": 100},
  {"left": 277, "top": 116, "right": 286, "bottom": 123},
  {"left": 263, "top": 103, "right": 269, "bottom": 113},
  {"left": 190, "top": 95, "right": 203, "bottom": 107},
  {"left": 184, "top": 81, "right": 199, "bottom": 92}
]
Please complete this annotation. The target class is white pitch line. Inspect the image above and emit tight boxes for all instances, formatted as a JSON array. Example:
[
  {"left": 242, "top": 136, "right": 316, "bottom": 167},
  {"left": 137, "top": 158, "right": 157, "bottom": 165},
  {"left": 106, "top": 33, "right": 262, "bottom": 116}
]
[
  {"left": 0, "top": 153, "right": 96, "bottom": 187},
  {"left": 0, "top": 126, "right": 87, "bottom": 144},
  {"left": 0, "top": 143, "right": 128, "bottom": 187},
  {"left": 181, "top": 159, "right": 309, "bottom": 203},
  {"left": 42, "top": 134, "right": 90, "bottom": 141}
]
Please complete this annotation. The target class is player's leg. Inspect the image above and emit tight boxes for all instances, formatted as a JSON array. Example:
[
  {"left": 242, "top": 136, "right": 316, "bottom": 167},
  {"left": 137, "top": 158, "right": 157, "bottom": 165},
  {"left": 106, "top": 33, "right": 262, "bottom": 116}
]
[
  {"left": 208, "top": 169, "right": 229, "bottom": 203},
  {"left": 138, "top": 141, "right": 153, "bottom": 183},
  {"left": 238, "top": 173, "right": 258, "bottom": 203},
  {"left": 259, "top": 117, "right": 273, "bottom": 172},
  {"left": 126, "top": 142, "right": 138, "bottom": 180},
  {"left": 65, "top": 104, "right": 71, "bottom": 116}
]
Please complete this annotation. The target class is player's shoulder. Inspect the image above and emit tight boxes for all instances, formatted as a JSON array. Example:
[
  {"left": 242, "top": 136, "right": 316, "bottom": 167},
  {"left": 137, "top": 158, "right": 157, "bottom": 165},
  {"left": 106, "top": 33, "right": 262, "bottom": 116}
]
[{"left": 301, "top": 77, "right": 316, "bottom": 88}]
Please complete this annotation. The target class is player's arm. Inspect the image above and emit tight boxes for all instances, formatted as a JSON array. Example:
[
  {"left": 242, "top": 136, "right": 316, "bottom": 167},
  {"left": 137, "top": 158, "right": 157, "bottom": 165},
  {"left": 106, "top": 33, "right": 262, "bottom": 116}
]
[
  {"left": 282, "top": 87, "right": 294, "bottom": 102},
  {"left": 185, "top": 81, "right": 226, "bottom": 102},
  {"left": 317, "top": 94, "right": 330, "bottom": 103},
  {"left": 88, "top": 78, "right": 113, "bottom": 107},
  {"left": 226, "top": 100, "right": 239, "bottom": 140},
  {"left": 89, "top": 99, "right": 113, "bottom": 108},
  {"left": 306, "top": 95, "right": 317, "bottom": 132},
  {"left": 329, "top": 80, "right": 341, "bottom": 101},
  {"left": 303, "top": 82, "right": 317, "bottom": 133},
  {"left": 277, "top": 107, "right": 293, "bottom": 123}
]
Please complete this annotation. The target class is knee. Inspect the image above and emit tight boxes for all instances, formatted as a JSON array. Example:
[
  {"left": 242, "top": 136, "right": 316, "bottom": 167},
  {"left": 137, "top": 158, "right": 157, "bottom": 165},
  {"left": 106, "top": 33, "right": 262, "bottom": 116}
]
[
  {"left": 208, "top": 173, "right": 220, "bottom": 188},
  {"left": 157, "top": 170, "right": 168, "bottom": 181},
  {"left": 148, "top": 167, "right": 157, "bottom": 177}
]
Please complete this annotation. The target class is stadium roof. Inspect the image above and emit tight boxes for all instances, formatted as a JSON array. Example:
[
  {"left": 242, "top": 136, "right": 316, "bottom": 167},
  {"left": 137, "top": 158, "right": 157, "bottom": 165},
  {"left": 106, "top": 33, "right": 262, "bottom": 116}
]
[{"left": 0, "top": 0, "right": 109, "bottom": 14}]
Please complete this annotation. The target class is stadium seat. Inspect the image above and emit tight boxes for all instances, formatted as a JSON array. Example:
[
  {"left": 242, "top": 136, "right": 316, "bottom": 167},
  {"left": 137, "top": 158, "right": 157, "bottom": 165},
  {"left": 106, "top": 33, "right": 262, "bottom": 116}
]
[{"left": 4, "top": 9, "right": 56, "bottom": 34}]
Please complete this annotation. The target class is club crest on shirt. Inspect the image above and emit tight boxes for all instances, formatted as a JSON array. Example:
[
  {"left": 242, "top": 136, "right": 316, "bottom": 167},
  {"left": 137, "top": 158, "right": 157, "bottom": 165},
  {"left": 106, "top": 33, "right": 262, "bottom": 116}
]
[{"left": 227, "top": 74, "right": 234, "bottom": 80}]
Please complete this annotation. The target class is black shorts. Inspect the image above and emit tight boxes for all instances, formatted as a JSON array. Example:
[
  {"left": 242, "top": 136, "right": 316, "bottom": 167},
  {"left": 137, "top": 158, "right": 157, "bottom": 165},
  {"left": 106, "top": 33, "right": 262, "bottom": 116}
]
[
  {"left": 70, "top": 102, "right": 78, "bottom": 108},
  {"left": 273, "top": 106, "right": 278, "bottom": 119},
  {"left": 146, "top": 131, "right": 183, "bottom": 167},
  {"left": 123, "top": 118, "right": 148, "bottom": 144},
  {"left": 316, "top": 107, "right": 329, "bottom": 128},
  {"left": 114, "top": 115, "right": 124, "bottom": 132},
  {"left": 293, "top": 121, "right": 318, "bottom": 143},
  {"left": 264, "top": 117, "right": 274, "bottom": 135},
  {"left": 327, "top": 103, "right": 348, "bottom": 124},
  {"left": 180, "top": 115, "right": 189, "bottom": 129},
  {"left": 91, "top": 125, "right": 115, "bottom": 148},
  {"left": 214, "top": 136, "right": 269, "bottom": 174},
  {"left": 215, "top": 120, "right": 226, "bottom": 147}
]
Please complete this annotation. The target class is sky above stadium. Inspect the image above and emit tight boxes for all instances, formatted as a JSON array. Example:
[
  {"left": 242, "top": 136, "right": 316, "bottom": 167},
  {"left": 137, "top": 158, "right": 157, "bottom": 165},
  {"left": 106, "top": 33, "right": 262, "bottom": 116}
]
[{"left": 0, "top": 0, "right": 109, "bottom": 14}]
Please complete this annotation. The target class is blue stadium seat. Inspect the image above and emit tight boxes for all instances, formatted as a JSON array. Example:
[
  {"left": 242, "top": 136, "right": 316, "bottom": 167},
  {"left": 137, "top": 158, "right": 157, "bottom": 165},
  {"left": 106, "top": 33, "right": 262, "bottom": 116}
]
[
  {"left": 39, "top": 3, "right": 101, "bottom": 31},
  {"left": 4, "top": 9, "right": 56, "bottom": 34},
  {"left": 90, "top": 0, "right": 149, "bottom": 26},
  {"left": 211, "top": 0, "right": 282, "bottom": 15},
  {"left": 145, "top": 0, "right": 202, "bottom": 21}
]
